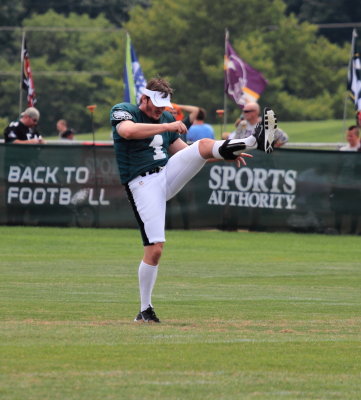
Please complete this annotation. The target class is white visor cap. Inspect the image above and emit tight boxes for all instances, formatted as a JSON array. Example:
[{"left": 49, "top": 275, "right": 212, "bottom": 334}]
[{"left": 143, "top": 88, "right": 172, "bottom": 108}]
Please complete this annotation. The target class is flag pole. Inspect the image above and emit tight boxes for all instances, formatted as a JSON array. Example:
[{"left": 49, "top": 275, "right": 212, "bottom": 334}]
[
  {"left": 124, "top": 31, "right": 136, "bottom": 104},
  {"left": 223, "top": 28, "right": 229, "bottom": 134},
  {"left": 344, "top": 28, "right": 357, "bottom": 136},
  {"left": 87, "top": 104, "right": 99, "bottom": 227},
  {"left": 19, "top": 29, "right": 25, "bottom": 115}
]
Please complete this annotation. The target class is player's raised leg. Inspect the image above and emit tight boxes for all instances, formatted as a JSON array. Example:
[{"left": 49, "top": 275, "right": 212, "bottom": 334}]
[{"left": 211, "top": 107, "right": 277, "bottom": 158}]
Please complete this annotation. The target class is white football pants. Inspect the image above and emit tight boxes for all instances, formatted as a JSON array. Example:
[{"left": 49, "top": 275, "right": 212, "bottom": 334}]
[{"left": 125, "top": 142, "right": 206, "bottom": 245}]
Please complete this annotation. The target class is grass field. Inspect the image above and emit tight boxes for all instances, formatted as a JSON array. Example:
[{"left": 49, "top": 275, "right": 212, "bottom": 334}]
[
  {"left": 1, "top": 226, "right": 360, "bottom": 399},
  {"left": 69, "top": 118, "right": 356, "bottom": 144}
]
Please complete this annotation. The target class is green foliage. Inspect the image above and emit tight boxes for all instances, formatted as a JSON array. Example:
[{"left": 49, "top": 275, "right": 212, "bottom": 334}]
[
  {"left": 259, "top": 18, "right": 349, "bottom": 119},
  {"left": 274, "top": 91, "right": 334, "bottom": 121},
  {"left": 283, "top": 0, "right": 361, "bottom": 45},
  {"left": 0, "top": 117, "right": 10, "bottom": 134},
  {"left": 0, "top": 11, "right": 125, "bottom": 134},
  {"left": 126, "top": 0, "right": 350, "bottom": 122},
  {"left": 0, "top": 0, "right": 24, "bottom": 24},
  {"left": 0, "top": 1, "right": 355, "bottom": 136},
  {"left": 126, "top": 0, "right": 287, "bottom": 119},
  {"left": 0, "top": 0, "right": 151, "bottom": 28}
]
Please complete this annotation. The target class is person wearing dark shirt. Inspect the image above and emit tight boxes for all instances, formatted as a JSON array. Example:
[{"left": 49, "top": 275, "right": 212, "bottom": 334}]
[
  {"left": 3, "top": 107, "right": 44, "bottom": 144},
  {"left": 56, "top": 119, "right": 75, "bottom": 140}
]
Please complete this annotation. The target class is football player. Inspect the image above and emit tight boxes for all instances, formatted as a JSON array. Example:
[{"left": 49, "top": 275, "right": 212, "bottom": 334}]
[{"left": 110, "top": 77, "right": 276, "bottom": 323}]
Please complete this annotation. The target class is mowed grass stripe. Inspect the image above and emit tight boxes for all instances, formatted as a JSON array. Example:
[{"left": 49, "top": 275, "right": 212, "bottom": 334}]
[{"left": 0, "top": 226, "right": 360, "bottom": 399}]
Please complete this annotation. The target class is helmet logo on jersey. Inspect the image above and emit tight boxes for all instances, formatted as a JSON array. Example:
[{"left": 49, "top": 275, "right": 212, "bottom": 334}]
[{"left": 112, "top": 110, "right": 133, "bottom": 121}]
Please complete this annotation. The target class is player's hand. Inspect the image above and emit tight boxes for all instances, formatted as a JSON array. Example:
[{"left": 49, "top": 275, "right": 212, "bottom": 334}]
[
  {"left": 167, "top": 121, "right": 188, "bottom": 134},
  {"left": 235, "top": 152, "right": 253, "bottom": 167}
]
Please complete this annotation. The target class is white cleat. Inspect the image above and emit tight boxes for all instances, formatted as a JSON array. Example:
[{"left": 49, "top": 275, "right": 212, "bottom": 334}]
[{"left": 254, "top": 107, "right": 277, "bottom": 153}]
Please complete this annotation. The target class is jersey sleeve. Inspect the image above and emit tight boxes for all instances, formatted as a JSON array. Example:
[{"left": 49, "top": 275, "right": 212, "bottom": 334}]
[
  {"left": 110, "top": 104, "right": 136, "bottom": 127},
  {"left": 169, "top": 131, "right": 181, "bottom": 144}
]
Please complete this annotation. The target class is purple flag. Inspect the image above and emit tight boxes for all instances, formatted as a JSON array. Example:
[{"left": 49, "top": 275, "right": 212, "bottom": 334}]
[{"left": 224, "top": 39, "right": 267, "bottom": 108}]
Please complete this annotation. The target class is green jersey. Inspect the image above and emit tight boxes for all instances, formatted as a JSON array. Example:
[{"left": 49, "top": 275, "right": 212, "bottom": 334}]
[{"left": 110, "top": 103, "right": 180, "bottom": 184}]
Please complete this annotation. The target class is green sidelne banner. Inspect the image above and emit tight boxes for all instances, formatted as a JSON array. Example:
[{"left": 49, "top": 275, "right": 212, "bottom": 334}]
[{"left": 1, "top": 144, "right": 360, "bottom": 234}]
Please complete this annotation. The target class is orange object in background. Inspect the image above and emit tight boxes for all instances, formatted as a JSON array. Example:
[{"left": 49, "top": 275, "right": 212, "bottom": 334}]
[
  {"left": 87, "top": 105, "right": 97, "bottom": 113},
  {"left": 165, "top": 103, "right": 184, "bottom": 121}
]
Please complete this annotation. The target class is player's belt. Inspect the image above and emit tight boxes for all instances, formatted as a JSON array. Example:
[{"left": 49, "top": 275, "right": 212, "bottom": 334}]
[{"left": 140, "top": 166, "right": 164, "bottom": 177}]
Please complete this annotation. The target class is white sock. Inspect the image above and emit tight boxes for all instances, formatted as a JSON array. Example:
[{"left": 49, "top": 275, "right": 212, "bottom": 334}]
[
  {"left": 138, "top": 261, "right": 158, "bottom": 312},
  {"left": 211, "top": 140, "right": 225, "bottom": 159},
  {"left": 243, "top": 135, "right": 257, "bottom": 149},
  {"left": 212, "top": 137, "right": 257, "bottom": 159}
]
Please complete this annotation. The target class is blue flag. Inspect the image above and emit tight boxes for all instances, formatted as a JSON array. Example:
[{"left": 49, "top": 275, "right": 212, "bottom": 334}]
[
  {"left": 347, "top": 29, "right": 361, "bottom": 111},
  {"left": 123, "top": 33, "right": 147, "bottom": 104}
]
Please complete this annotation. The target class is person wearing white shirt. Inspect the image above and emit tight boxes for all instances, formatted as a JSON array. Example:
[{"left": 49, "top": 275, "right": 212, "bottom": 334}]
[
  {"left": 223, "top": 102, "right": 288, "bottom": 147},
  {"left": 339, "top": 125, "right": 360, "bottom": 151}
]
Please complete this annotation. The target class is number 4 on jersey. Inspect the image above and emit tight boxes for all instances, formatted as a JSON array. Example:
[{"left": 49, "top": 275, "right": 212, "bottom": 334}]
[{"left": 149, "top": 135, "right": 166, "bottom": 160}]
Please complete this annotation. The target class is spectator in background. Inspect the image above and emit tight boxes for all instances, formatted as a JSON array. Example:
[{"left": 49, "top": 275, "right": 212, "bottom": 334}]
[
  {"left": 222, "top": 102, "right": 288, "bottom": 148},
  {"left": 339, "top": 125, "right": 360, "bottom": 151},
  {"left": 186, "top": 108, "right": 215, "bottom": 142},
  {"left": 3, "top": 107, "right": 44, "bottom": 144},
  {"left": 166, "top": 103, "right": 184, "bottom": 121},
  {"left": 56, "top": 119, "right": 75, "bottom": 140},
  {"left": 222, "top": 102, "right": 261, "bottom": 140},
  {"left": 165, "top": 103, "right": 199, "bottom": 129}
]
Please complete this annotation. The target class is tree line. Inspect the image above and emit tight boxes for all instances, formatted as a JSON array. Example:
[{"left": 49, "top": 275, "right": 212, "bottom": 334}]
[{"left": 0, "top": 0, "right": 358, "bottom": 135}]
